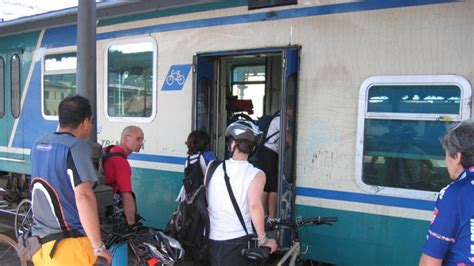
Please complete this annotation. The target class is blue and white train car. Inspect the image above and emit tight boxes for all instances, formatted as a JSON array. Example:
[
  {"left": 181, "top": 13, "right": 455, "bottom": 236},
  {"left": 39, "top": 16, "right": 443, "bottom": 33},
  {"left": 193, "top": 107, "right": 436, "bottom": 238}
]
[{"left": 0, "top": 0, "right": 473, "bottom": 264}]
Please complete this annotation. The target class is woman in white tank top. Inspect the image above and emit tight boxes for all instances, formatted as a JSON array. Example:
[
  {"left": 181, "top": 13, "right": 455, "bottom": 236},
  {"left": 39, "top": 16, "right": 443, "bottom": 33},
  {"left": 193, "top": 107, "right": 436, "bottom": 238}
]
[{"left": 206, "top": 121, "right": 277, "bottom": 266}]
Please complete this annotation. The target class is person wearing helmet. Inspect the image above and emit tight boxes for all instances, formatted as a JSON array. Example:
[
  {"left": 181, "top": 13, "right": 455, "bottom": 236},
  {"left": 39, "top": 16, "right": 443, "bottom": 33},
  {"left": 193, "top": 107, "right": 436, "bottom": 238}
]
[{"left": 206, "top": 120, "right": 277, "bottom": 266}]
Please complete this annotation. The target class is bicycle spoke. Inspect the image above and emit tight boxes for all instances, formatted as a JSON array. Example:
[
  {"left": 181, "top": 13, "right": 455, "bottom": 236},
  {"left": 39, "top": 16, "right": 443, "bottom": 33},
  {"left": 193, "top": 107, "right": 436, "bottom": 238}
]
[{"left": 0, "top": 234, "right": 24, "bottom": 266}]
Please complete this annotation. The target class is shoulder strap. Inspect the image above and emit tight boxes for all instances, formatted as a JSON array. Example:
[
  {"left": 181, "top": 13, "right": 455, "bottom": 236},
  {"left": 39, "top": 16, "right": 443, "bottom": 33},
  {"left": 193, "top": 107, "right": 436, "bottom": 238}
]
[
  {"left": 103, "top": 145, "right": 127, "bottom": 160},
  {"left": 222, "top": 160, "right": 250, "bottom": 236},
  {"left": 264, "top": 130, "right": 279, "bottom": 144},
  {"left": 205, "top": 159, "right": 221, "bottom": 185}
]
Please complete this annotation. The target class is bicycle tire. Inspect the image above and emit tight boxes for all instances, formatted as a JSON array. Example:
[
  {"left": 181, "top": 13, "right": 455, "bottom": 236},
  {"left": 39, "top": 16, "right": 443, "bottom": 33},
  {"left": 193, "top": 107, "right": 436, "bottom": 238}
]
[
  {"left": 15, "top": 199, "right": 33, "bottom": 239},
  {"left": 165, "top": 75, "right": 175, "bottom": 86},
  {"left": 128, "top": 241, "right": 149, "bottom": 266},
  {"left": 0, "top": 233, "right": 27, "bottom": 266}
]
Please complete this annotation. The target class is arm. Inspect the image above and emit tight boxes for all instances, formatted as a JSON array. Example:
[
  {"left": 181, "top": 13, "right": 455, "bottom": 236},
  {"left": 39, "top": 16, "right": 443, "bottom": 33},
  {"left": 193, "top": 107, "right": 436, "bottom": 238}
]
[
  {"left": 248, "top": 171, "right": 277, "bottom": 253},
  {"left": 75, "top": 181, "right": 112, "bottom": 263},
  {"left": 121, "top": 192, "right": 136, "bottom": 225},
  {"left": 419, "top": 253, "right": 442, "bottom": 266}
]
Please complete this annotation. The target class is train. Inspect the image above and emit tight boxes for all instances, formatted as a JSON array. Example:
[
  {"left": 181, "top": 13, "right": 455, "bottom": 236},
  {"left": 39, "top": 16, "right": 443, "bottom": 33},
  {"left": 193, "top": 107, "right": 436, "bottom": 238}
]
[{"left": 0, "top": 0, "right": 473, "bottom": 265}]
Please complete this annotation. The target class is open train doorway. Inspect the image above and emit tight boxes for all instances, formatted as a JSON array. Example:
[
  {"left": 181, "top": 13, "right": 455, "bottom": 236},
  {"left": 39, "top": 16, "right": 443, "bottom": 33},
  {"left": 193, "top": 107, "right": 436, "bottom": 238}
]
[{"left": 193, "top": 47, "right": 299, "bottom": 244}]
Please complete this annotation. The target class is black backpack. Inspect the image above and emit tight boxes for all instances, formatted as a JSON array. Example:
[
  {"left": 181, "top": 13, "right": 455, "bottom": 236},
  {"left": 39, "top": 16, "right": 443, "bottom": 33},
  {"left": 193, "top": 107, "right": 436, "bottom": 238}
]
[
  {"left": 100, "top": 145, "right": 127, "bottom": 181},
  {"left": 102, "top": 145, "right": 127, "bottom": 161},
  {"left": 166, "top": 160, "right": 221, "bottom": 265},
  {"left": 183, "top": 154, "right": 205, "bottom": 194}
]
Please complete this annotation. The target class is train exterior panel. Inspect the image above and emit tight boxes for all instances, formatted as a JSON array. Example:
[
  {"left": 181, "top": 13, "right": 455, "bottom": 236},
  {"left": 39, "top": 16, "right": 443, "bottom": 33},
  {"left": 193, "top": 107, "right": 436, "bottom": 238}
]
[{"left": 0, "top": 0, "right": 472, "bottom": 265}]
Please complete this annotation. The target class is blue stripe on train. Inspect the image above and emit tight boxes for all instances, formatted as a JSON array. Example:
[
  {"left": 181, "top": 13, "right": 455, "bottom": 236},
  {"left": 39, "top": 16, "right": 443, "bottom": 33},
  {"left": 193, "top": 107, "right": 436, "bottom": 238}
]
[
  {"left": 296, "top": 186, "right": 435, "bottom": 211},
  {"left": 128, "top": 153, "right": 186, "bottom": 165},
  {"left": 97, "top": 0, "right": 455, "bottom": 40}
]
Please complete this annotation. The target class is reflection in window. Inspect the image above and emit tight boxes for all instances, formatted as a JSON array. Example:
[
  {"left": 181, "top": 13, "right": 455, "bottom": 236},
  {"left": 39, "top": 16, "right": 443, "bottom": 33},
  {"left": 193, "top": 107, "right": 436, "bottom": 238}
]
[
  {"left": 11, "top": 54, "right": 20, "bottom": 118},
  {"left": 284, "top": 74, "right": 297, "bottom": 183},
  {"left": 0, "top": 57, "right": 4, "bottom": 118},
  {"left": 363, "top": 119, "right": 451, "bottom": 191},
  {"left": 248, "top": 0, "right": 297, "bottom": 9},
  {"left": 368, "top": 85, "right": 461, "bottom": 114},
  {"left": 196, "top": 78, "right": 212, "bottom": 131},
  {"left": 107, "top": 42, "right": 153, "bottom": 118},
  {"left": 362, "top": 82, "right": 465, "bottom": 192},
  {"left": 43, "top": 52, "right": 76, "bottom": 116},
  {"left": 230, "top": 65, "right": 265, "bottom": 120}
]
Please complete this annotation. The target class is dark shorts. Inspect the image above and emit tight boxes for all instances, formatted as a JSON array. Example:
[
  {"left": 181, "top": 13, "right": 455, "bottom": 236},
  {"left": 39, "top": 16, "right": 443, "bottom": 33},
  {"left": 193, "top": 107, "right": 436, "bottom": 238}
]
[
  {"left": 207, "top": 235, "right": 250, "bottom": 266},
  {"left": 257, "top": 146, "right": 278, "bottom": 193}
]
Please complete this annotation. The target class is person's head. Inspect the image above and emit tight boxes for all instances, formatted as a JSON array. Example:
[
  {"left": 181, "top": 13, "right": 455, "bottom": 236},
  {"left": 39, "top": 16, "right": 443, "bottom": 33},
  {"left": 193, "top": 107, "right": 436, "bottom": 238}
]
[
  {"left": 440, "top": 119, "right": 474, "bottom": 179},
  {"left": 225, "top": 120, "right": 262, "bottom": 156},
  {"left": 120, "top": 126, "right": 145, "bottom": 155},
  {"left": 185, "top": 130, "right": 211, "bottom": 155},
  {"left": 58, "top": 95, "right": 93, "bottom": 139}
]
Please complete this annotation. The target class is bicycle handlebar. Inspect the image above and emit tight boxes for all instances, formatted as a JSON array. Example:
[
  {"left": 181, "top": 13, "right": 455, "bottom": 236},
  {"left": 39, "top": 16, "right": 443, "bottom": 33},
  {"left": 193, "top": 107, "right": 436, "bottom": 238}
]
[
  {"left": 266, "top": 216, "right": 338, "bottom": 229},
  {"left": 296, "top": 216, "right": 338, "bottom": 226},
  {"left": 241, "top": 246, "right": 270, "bottom": 261}
]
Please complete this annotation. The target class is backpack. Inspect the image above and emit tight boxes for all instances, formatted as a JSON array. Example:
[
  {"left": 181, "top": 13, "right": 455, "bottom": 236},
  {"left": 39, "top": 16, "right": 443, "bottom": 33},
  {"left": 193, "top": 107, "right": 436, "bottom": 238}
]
[
  {"left": 102, "top": 145, "right": 127, "bottom": 161},
  {"left": 183, "top": 154, "right": 205, "bottom": 194},
  {"left": 100, "top": 145, "right": 130, "bottom": 227},
  {"left": 166, "top": 160, "right": 221, "bottom": 265},
  {"left": 253, "top": 111, "right": 280, "bottom": 157}
]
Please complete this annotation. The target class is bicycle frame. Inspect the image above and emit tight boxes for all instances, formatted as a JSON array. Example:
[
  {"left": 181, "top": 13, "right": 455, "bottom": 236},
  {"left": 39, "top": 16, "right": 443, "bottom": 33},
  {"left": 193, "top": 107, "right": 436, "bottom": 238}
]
[{"left": 276, "top": 242, "right": 299, "bottom": 266}]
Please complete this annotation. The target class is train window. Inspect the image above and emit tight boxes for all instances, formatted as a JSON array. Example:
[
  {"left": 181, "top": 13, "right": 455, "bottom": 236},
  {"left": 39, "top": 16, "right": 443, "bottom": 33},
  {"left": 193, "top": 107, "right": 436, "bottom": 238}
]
[
  {"left": 0, "top": 57, "right": 4, "bottom": 118},
  {"left": 248, "top": 0, "right": 297, "bottom": 10},
  {"left": 106, "top": 40, "right": 155, "bottom": 121},
  {"left": 356, "top": 75, "right": 471, "bottom": 199},
  {"left": 231, "top": 65, "right": 266, "bottom": 119},
  {"left": 43, "top": 52, "right": 76, "bottom": 116},
  {"left": 11, "top": 54, "right": 20, "bottom": 118}
]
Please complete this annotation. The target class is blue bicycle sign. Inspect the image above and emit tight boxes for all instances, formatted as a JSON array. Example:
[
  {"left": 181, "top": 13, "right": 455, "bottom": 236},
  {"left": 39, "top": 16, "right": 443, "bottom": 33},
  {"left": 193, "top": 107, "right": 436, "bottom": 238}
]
[
  {"left": 166, "top": 70, "right": 185, "bottom": 86},
  {"left": 162, "top": 64, "right": 191, "bottom": 91}
]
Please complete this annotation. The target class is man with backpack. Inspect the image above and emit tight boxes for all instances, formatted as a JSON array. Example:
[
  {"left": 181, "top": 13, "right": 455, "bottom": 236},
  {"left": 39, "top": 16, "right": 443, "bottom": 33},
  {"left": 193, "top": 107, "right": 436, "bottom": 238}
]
[
  {"left": 103, "top": 125, "right": 144, "bottom": 226},
  {"left": 30, "top": 95, "right": 112, "bottom": 265},
  {"left": 206, "top": 120, "right": 277, "bottom": 266}
]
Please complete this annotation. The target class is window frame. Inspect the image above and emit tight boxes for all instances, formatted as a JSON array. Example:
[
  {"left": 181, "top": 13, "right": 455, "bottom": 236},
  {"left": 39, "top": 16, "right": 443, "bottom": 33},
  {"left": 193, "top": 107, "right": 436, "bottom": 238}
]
[
  {"left": 41, "top": 46, "right": 77, "bottom": 120},
  {"left": 10, "top": 54, "right": 21, "bottom": 119},
  {"left": 104, "top": 37, "right": 157, "bottom": 123},
  {"left": 355, "top": 75, "right": 472, "bottom": 200}
]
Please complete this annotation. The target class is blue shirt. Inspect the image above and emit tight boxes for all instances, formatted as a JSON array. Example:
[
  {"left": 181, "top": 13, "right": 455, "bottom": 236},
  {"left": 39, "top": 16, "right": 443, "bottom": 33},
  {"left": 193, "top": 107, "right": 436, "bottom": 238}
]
[{"left": 422, "top": 167, "right": 474, "bottom": 265}]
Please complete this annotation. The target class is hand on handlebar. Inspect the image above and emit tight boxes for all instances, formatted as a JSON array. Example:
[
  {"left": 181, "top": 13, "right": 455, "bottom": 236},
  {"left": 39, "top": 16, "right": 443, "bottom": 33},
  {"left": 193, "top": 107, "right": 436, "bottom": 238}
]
[
  {"left": 95, "top": 249, "right": 113, "bottom": 265},
  {"left": 262, "top": 238, "right": 277, "bottom": 254}
]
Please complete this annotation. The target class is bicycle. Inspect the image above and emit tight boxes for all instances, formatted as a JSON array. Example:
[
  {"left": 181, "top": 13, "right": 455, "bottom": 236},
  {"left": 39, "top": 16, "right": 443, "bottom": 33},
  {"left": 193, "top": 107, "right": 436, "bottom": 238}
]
[
  {"left": 15, "top": 199, "right": 32, "bottom": 239},
  {"left": 241, "top": 216, "right": 338, "bottom": 266},
  {"left": 165, "top": 70, "right": 185, "bottom": 86},
  {"left": 102, "top": 224, "right": 184, "bottom": 266},
  {"left": 0, "top": 233, "right": 27, "bottom": 266}
]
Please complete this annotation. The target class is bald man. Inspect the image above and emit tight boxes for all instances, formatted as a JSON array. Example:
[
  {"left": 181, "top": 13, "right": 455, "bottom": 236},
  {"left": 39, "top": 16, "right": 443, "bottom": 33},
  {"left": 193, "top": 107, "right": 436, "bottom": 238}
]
[{"left": 103, "top": 126, "right": 144, "bottom": 225}]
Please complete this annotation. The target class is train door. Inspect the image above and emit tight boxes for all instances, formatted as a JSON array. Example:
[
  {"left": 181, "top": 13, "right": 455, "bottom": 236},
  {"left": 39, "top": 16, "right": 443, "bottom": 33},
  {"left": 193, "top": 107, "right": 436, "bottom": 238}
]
[{"left": 193, "top": 47, "right": 299, "bottom": 243}]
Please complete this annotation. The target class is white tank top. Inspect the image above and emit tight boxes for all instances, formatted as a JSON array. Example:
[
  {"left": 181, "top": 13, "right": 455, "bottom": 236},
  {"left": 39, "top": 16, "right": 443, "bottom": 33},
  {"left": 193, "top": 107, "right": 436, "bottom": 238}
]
[{"left": 207, "top": 158, "right": 261, "bottom": 240}]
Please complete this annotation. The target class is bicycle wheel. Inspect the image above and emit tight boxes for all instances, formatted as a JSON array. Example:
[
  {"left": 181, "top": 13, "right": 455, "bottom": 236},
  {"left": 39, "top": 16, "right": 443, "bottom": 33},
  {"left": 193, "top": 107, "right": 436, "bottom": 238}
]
[
  {"left": 15, "top": 199, "right": 33, "bottom": 239},
  {"left": 0, "top": 233, "right": 26, "bottom": 266},
  {"left": 128, "top": 242, "right": 148, "bottom": 266}
]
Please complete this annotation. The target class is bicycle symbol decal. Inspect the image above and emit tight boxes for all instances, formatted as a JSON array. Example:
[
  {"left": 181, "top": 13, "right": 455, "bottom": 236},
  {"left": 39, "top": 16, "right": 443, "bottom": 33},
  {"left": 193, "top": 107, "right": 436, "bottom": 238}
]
[
  {"left": 166, "top": 70, "right": 186, "bottom": 86},
  {"left": 162, "top": 64, "right": 192, "bottom": 91}
]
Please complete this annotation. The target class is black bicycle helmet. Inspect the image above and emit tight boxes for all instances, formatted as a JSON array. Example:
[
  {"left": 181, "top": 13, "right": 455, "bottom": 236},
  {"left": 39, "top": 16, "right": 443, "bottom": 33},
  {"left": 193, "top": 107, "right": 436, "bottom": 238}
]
[{"left": 225, "top": 120, "right": 263, "bottom": 146}]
